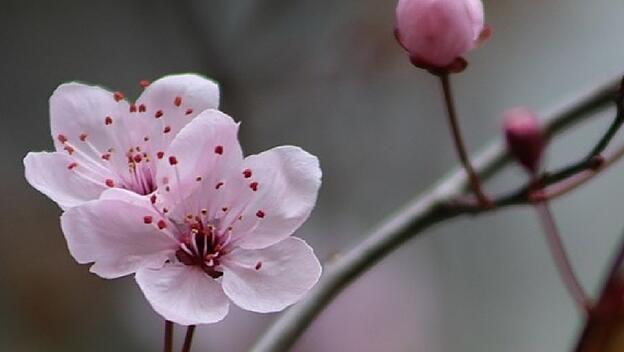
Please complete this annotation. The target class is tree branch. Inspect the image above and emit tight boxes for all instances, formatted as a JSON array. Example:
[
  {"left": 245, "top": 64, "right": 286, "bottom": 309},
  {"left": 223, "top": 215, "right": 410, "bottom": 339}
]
[{"left": 250, "top": 76, "right": 620, "bottom": 352}]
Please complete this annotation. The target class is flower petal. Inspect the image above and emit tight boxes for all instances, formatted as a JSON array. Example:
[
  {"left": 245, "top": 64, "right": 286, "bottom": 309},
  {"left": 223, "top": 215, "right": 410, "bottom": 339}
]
[
  {"left": 60, "top": 193, "right": 178, "bottom": 279},
  {"left": 156, "top": 110, "right": 243, "bottom": 206},
  {"left": 135, "top": 264, "right": 229, "bottom": 325},
  {"left": 24, "top": 151, "right": 108, "bottom": 209},
  {"left": 136, "top": 74, "right": 220, "bottom": 153},
  {"left": 50, "top": 82, "right": 130, "bottom": 153},
  {"left": 221, "top": 237, "right": 322, "bottom": 313},
  {"left": 235, "top": 146, "right": 321, "bottom": 249}
]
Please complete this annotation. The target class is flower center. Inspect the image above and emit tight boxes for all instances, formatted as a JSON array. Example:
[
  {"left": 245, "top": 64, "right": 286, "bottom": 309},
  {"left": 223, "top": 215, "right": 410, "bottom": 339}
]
[
  {"left": 124, "top": 148, "right": 157, "bottom": 195},
  {"left": 175, "top": 223, "right": 224, "bottom": 278}
]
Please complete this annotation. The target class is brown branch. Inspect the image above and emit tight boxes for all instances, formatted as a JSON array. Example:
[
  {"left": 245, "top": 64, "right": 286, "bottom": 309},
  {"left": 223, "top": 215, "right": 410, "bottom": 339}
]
[{"left": 250, "top": 76, "right": 621, "bottom": 352}]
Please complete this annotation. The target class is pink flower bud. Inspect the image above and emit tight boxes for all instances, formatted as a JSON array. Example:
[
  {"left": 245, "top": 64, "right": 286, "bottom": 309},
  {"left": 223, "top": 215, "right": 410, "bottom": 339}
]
[
  {"left": 503, "top": 107, "right": 545, "bottom": 174},
  {"left": 395, "top": 0, "right": 488, "bottom": 71}
]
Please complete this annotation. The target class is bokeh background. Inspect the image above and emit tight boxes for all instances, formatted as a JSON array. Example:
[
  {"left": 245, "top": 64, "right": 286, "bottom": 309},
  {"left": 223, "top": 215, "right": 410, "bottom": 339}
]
[{"left": 2, "top": 0, "right": 624, "bottom": 351}]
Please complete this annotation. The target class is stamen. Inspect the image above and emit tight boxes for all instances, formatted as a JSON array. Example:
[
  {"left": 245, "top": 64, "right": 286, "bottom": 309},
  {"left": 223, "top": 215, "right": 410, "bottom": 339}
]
[
  {"left": 79, "top": 133, "right": 88, "bottom": 142},
  {"left": 143, "top": 216, "right": 153, "bottom": 224},
  {"left": 138, "top": 104, "right": 146, "bottom": 113},
  {"left": 57, "top": 134, "right": 68, "bottom": 144},
  {"left": 214, "top": 145, "right": 224, "bottom": 155},
  {"left": 105, "top": 179, "right": 115, "bottom": 187},
  {"left": 215, "top": 181, "right": 224, "bottom": 189},
  {"left": 255, "top": 262, "right": 262, "bottom": 270},
  {"left": 157, "top": 151, "right": 165, "bottom": 159},
  {"left": 256, "top": 210, "right": 265, "bottom": 218},
  {"left": 101, "top": 153, "right": 111, "bottom": 160},
  {"left": 168, "top": 156, "right": 178, "bottom": 165},
  {"left": 139, "top": 80, "right": 150, "bottom": 88},
  {"left": 157, "top": 220, "right": 167, "bottom": 229},
  {"left": 163, "top": 126, "right": 171, "bottom": 134},
  {"left": 64, "top": 145, "right": 75, "bottom": 155},
  {"left": 174, "top": 96, "right": 182, "bottom": 107},
  {"left": 243, "top": 169, "right": 252, "bottom": 178},
  {"left": 67, "top": 162, "right": 78, "bottom": 170},
  {"left": 155, "top": 110, "right": 163, "bottom": 119},
  {"left": 185, "top": 108, "right": 193, "bottom": 115},
  {"left": 113, "top": 91, "right": 124, "bottom": 102},
  {"left": 250, "top": 182, "right": 259, "bottom": 191},
  {"left": 150, "top": 194, "right": 157, "bottom": 204},
  {"left": 130, "top": 104, "right": 137, "bottom": 113},
  {"left": 105, "top": 116, "right": 113, "bottom": 125}
]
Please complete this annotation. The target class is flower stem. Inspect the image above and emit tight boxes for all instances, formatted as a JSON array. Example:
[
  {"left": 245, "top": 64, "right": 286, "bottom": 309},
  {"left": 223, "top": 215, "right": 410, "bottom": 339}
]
[
  {"left": 164, "top": 320, "right": 174, "bottom": 352},
  {"left": 533, "top": 198, "right": 591, "bottom": 312},
  {"left": 181, "top": 325, "right": 196, "bottom": 352},
  {"left": 439, "top": 73, "right": 490, "bottom": 206}
]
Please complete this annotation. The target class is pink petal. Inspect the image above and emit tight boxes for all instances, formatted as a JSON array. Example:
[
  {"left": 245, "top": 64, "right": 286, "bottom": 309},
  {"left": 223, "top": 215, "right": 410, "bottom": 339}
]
[
  {"left": 235, "top": 146, "right": 321, "bottom": 249},
  {"left": 136, "top": 74, "right": 220, "bottom": 153},
  {"left": 156, "top": 110, "right": 243, "bottom": 207},
  {"left": 221, "top": 237, "right": 321, "bottom": 313},
  {"left": 50, "top": 82, "right": 131, "bottom": 157},
  {"left": 24, "top": 151, "right": 108, "bottom": 209},
  {"left": 60, "top": 192, "right": 178, "bottom": 279},
  {"left": 135, "top": 264, "right": 229, "bottom": 325}
]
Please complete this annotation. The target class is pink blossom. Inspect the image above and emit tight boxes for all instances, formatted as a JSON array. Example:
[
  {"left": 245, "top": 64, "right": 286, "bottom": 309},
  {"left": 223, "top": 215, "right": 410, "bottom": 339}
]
[
  {"left": 395, "top": 0, "right": 487, "bottom": 70},
  {"left": 60, "top": 110, "right": 322, "bottom": 325},
  {"left": 503, "top": 107, "right": 545, "bottom": 174},
  {"left": 24, "top": 74, "right": 220, "bottom": 209}
]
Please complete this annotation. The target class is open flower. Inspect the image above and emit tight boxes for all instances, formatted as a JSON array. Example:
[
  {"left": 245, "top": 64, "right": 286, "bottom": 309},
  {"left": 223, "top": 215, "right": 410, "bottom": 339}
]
[
  {"left": 60, "top": 110, "right": 323, "bottom": 325},
  {"left": 24, "top": 74, "right": 220, "bottom": 209}
]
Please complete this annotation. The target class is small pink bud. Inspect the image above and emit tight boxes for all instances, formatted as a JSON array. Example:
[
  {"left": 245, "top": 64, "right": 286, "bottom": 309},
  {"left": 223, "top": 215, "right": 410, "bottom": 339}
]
[
  {"left": 503, "top": 107, "right": 545, "bottom": 174},
  {"left": 395, "top": 0, "right": 487, "bottom": 71}
]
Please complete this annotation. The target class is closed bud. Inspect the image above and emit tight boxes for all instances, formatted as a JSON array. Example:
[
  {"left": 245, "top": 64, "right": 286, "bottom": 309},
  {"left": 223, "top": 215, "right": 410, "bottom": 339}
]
[
  {"left": 503, "top": 107, "right": 545, "bottom": 174},
  {"left": 395, "top": 0, "right": 488, "bottom": 72}
]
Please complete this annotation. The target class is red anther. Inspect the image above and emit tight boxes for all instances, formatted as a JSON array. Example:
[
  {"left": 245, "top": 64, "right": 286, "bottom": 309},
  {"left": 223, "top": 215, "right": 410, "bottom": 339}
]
[
  {"left": 157, "top": 151, "right": 164, "bottom": 159},
  {"left": 64, "top": 145, "right": 75, "bottom": 155},
  {"left": 133, "top": 154, "right": 143, "bottom": 163},
  {"left": 168, "top": 156, "right": 178, "bottom": 165},
  {"left": 105, "top": 116, "right": 113, "bottom": 125},
  {"left": 214, "top": 145, "right": 224, "bottom": 155},
  {"left": 255, "top": 261, "right": 262, "bottom": 270},
  {"left": 139, "top": 80, "right": 150, "bottom": 88},
  {"left": 57, "top": 134, "right": 68, "bottom": 143},
  {"left": 157, "top": 220, "right": 167, "bottom": 229},
  {"left": 143, "top": 216, "right": 153, "bottom": 224},
  {"left": 150, "top": 194, "right": 157, "bottom": 204},
  {"left": 163, "top": 126, "right": 171, "bottom": 134},
  {"left": 221, "top": 207, "right": 228, "bottom": 212},
  {"left": 105, "top": 179, "right": 115, "bottom": 187},
  {"left": 113, "top": 91, "right": 124, "bottom": 102},
  {"left": 174, "top": 96, "right": 182, "bottom": 107},
  {"left": 163, "top": 208, "right": 169, "bottom": 213},
  {"left": 101, "top": 153, "right": 111, "bottom": 160},
  {"left": 155, "top": 110, "right": 163, "bottom": 118},
  {"left": 67, "top": 162, "right": 78, "bottom": 170},
  {"left": 79, "top": 133, "right": 88, "bottom": 141},
  {"left": 249, "top": 182, "right": 259, "bottom": 191},
  {"left": 195, "top": 176, "right": 202, "bottom": 182},
  {"left": 256, "top": 210, "right": 265, "bottom": 218},
  {"left": 185, "top": 108, "right": 193, "bottom": 115},
  {"left": 215, "top": 181, "right": 224, "bottom": 189},
  {"left": 243, "top": 169, "right": 252, "bottom": 178},
  {"left": 138, "top": 104, "right": 146, "bottom": 113},
  {"left": 130, "top": 104, "right": 137, "bottom": 113}
]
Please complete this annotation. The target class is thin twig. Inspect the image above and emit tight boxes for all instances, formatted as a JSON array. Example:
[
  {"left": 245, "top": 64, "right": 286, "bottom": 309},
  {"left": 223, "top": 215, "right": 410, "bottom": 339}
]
[
  {"left": 181, "top": 325, "right": 196, "bottom": 352},
  {"left": 250, "top": 76, "right": 621, "bottom": 352},
  {"left": 533, "top": 200, "right": 591, "bottom": 311},
  {"left": 439, "top": 73, "right": 490, "bottom": 206},
  {"left": 164, "top": 320, "right": 174, "bottom": 352}
]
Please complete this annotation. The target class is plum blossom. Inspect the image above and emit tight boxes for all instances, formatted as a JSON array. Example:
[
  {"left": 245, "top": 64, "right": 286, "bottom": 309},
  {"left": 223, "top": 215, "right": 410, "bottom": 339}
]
[
  {"left": 60, "top": 110, "right": 323, "bottom": 325},
  {"left": 395, "top": 0, "right": 488, "bottom": 71},
  {"left": 24, "top": 74, "right": 220, "bottom": 209}
]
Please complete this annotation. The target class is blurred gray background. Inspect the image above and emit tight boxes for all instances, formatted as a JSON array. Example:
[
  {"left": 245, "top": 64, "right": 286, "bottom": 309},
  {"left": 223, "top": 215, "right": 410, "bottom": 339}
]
[{"left": 2, "top": 0, "right": 624, "bottom": 351}]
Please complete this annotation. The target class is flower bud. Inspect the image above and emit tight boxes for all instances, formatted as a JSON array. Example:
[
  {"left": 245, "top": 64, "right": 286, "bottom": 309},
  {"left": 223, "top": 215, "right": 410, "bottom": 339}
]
[
  {"left": 395, "top": 0, "right": 488, "bottom": 72},
  {"left": 503, "top": 107, "right": 545, "bottom": 174}
]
